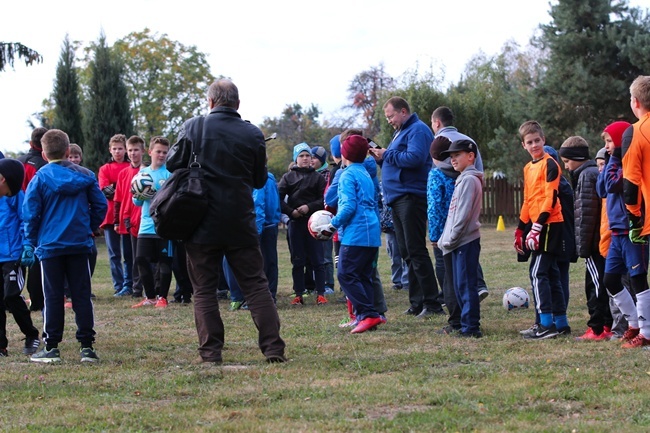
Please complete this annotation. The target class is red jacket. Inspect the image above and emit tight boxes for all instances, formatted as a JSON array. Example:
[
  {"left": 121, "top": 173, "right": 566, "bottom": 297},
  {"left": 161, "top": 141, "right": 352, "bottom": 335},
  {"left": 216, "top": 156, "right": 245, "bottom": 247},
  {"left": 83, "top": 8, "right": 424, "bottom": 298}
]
[
  {"left": 18, "top": 148, "right": 46, "bottom": 191},
  {"left": 114, "top": 165, "right": 143, "bottom": 236},
  {"left": 98, "top": 160, "right": 130, "bottom": 229}
]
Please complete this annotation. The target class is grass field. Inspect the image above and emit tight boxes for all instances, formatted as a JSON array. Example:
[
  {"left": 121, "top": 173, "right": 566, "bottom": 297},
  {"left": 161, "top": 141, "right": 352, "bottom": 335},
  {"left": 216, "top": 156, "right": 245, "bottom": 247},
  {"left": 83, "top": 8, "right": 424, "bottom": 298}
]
[{"left": 2, "top": 226, "right": 650, "bottom": 432}]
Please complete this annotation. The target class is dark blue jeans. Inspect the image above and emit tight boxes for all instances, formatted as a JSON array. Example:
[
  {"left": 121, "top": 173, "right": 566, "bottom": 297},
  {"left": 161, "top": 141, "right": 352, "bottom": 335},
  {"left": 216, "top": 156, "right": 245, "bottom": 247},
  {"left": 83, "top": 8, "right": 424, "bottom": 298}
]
[
  {"left": 260, "top": 224, "right": 279, "bottom": 300},
  {"left": 288, "top": 219, "right": 324, "bottom": 296},
  {"left": 390, "top": 194, "right": 442, "bottom": 312},
  {"left": 104, "top": 227, "right": 133, "bottom": 292},
  {"left": 451, "top": 239, "right": 481, "bottom": 334}
]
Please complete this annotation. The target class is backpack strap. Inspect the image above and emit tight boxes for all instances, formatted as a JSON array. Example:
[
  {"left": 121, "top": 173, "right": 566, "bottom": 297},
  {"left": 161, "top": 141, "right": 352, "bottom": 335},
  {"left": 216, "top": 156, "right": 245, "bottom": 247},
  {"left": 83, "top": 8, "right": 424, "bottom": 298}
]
[{"left": 189, "top": 116, "right": 206, "bottom": 168}]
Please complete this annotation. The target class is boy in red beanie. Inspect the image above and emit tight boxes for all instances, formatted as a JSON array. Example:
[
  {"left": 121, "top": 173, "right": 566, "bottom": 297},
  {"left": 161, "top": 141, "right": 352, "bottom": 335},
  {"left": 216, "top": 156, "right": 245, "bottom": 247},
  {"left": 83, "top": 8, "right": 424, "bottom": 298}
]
[
  {"left": 321, "top": 135, "right": 383, "bottom": 333},
  {"left": 601, "top": 120, "right": 650, "bottom": 348}
]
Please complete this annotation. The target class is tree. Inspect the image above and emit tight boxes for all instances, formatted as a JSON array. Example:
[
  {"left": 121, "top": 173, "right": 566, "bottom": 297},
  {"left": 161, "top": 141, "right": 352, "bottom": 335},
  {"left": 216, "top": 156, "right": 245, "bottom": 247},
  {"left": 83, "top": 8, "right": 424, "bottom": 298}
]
[
  {"left": 52, "top": 35, "right": 84, "bottom": 145},
  {"left": 112, "top": 29, "right": 216, "bottom": 142},
  {"left": 82, "top": 32, "right": 133, "bottom": 173},
  {"left": 0, "top": 42, "right": 42, "bottom": 71},
  {"left": 347, "top": 63, "right": 396, "bottom": 138},
  {"left": 532, "top": 0, "right": 645, "bottom": 151}
]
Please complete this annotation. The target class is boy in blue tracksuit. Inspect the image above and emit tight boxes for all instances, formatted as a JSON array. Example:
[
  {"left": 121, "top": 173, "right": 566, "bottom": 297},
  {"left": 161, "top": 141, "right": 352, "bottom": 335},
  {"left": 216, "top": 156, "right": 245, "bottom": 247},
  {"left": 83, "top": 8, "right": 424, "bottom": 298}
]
[
  {"left": 324, "top": 135, "right": 383, "bottom": 334},
  {"left": 23, "top": 130, "right": 107, "bottom": 363},
  {"left": 254, "top": 172, "right": 282, "bottom": 302},
  {"left": 0, "top": 158, "right": 41, "bottom": 357}
]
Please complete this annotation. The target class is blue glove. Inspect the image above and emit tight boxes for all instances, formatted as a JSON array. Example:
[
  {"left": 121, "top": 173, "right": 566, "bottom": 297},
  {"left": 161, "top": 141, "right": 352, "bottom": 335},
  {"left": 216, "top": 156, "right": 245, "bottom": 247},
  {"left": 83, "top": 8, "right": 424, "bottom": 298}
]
[{"left": 21, "top": 245, "right": 35, "bottom": 267}]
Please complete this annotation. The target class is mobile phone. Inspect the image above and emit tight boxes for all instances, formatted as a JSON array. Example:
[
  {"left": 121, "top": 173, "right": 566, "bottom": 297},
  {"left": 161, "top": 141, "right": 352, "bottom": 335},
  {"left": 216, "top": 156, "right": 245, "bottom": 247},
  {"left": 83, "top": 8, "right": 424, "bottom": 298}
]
[{"left": 368, "top": 139, "right": 381, "bottom": 149}]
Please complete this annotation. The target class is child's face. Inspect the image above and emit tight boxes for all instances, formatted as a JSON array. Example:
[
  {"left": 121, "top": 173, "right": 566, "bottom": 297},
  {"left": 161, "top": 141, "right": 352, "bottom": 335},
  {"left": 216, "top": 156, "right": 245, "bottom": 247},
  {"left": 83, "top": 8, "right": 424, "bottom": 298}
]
[
  {"left": 521, "top": 132, "right": 545, "bottom": 160},
  {"left": 149, "top": 143, "right": 168, "bottom": 169},
  {"left": 450, "top": 151, "right": 474, "bottom": 172},
  {"left": 296, "top": 152, "right": 311, "bottom": 168},
  {"left": 110, "top": 143, "right": 126, "bottom": 162},
  {"left": 0, "top": 177, "right": 10, "bottom": 197},
  {"left": 597, "top": 159, "right": 605, "bottom": 172},
  {"left": 603, "top": 132, "right": 616, "bottom": 155},
  {"left": 561, "top": 157, "right": 581, "bottom": 172},
  {"left": 128, "top": 145, "right": 144, "bottom": 166},
  {"left": 68, "top": 153, "right": 82, "bottom": 165},
  {"left": 311, "top": 156, "right": 323, "bottom": 170}
]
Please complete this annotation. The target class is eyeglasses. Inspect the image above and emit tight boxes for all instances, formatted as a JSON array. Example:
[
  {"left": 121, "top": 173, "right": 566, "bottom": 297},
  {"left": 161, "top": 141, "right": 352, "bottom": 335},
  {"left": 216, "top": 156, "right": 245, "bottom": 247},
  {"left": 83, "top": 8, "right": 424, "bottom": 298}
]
[{"left": 385, "top": 110, "right": 401, "bottom": 121}]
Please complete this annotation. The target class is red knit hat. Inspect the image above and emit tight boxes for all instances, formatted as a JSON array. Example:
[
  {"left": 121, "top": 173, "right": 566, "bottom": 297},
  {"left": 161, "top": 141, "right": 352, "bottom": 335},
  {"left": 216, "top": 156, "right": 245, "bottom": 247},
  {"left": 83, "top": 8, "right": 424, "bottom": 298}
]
[
  {"left": 603, "top": 121, "right": 631, "bottom": 148},
  {"left": 341, "top": 135, "right": 369, "bottom": 163}
]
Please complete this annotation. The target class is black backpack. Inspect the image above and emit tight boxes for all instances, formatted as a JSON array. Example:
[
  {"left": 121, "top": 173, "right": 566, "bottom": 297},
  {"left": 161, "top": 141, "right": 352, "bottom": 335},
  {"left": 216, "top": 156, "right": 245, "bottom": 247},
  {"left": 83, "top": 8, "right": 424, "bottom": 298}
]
[{"left": 150, "top": 117, "right": 208, "bottom": 241}]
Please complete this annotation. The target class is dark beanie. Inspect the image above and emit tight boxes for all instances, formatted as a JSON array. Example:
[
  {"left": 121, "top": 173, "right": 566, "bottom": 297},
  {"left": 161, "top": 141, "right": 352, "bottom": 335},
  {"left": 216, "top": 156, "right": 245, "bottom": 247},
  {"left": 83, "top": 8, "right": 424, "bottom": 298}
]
[
  {"left": 311, "top": 146, "right": 328, "bottom": 165},
  {"left": 341, "top": 135, "right": 369, "bottom": 163},
  {"left": 0, "top": 158, "right": 25, "bottom": 196},
  {"left": 430, "top": 135, "right": 452, "bottom": 160}
]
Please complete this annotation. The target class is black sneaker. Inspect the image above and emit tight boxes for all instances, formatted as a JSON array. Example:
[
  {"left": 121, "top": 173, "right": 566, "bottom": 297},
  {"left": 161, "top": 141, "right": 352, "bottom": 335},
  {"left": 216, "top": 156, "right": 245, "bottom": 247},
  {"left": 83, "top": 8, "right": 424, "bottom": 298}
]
[
  {"left": 416, "top": 308, "right": 445, "bottom": 319},
  {"left": 557, "top": 326, "right": 572, "bottom": 336},
  {"left": 523, "top": 324, "right": 559, "bottom": 340},
  {"left": 23, "top": 337, "right": 41, "bottom": 355},
  {"left": 0, "top": 348, "right": 7, "bottom": 357},
  {"left": 437, "top": 325, "right": 460, "bottom": 335},
  {"left": 456, "top": 330, "right": 483, "bottom": 338},
  {"left": 80, "top": 347, "right": 99, "bottom": 363}
]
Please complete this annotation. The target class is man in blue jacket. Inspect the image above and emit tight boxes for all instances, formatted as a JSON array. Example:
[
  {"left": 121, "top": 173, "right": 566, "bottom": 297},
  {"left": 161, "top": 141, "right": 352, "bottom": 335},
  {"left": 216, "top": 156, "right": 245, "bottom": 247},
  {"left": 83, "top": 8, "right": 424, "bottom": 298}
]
[{"left": 369, "top": 97, "right": 444, "bottom": 318}]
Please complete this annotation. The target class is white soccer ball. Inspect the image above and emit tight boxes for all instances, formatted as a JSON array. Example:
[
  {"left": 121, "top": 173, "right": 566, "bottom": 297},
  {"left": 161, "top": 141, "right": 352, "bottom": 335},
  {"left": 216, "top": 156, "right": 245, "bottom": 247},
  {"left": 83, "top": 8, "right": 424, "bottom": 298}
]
[
  {"left": 308, "top": 210, "right": 334, "bottom": 240},
  {"left": 503, "top": 287, "right": 530, "bottom": 311},
  {"left": 130, "top": 171, "right": 154, "bottom": 195}
]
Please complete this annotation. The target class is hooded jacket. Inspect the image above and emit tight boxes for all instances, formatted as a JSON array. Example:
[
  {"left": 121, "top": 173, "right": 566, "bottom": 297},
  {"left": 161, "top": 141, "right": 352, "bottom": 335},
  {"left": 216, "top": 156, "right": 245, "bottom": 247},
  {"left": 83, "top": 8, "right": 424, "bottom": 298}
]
[
  {"left": 23, "top": 161, "right": 107, "bottom": 260},
  {"left": 439, "top": 165, "right": 483, "bottom": 255},
  {"left": 379, "top": 113, "right": 432, "bottom": 205},
  {"left": 427, "top": 160, "right": 456, "bottom": 243},
  {"left": 0, "top": 191, "right": 24, "bottom": 262},
  {"left": 253, "top": 172, "right": 281, "bottom": 235},
  {"left": 569, "top": 160, "right": 601, "bottom": 258}
]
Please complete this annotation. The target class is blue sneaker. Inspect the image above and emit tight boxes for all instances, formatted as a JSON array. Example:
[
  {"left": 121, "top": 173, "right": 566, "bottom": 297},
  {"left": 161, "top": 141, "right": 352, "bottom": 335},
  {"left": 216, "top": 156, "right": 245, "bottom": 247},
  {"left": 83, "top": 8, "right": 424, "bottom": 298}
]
[
  {"left": 30, "top": 347, "right": 61, "bottom": 363},
  {"left": 324, "top": 287, "right": 335, "bottom": 295},
  {"left": 114, "top": 287, "right": 133, "bottom": 297}
]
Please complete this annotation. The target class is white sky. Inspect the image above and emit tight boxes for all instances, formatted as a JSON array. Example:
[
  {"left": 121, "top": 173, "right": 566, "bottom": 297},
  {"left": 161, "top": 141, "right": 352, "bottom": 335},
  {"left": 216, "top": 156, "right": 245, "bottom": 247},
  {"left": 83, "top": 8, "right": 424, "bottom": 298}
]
[{"left": 2, "top": 0, "right": 641, "bottom": 155}]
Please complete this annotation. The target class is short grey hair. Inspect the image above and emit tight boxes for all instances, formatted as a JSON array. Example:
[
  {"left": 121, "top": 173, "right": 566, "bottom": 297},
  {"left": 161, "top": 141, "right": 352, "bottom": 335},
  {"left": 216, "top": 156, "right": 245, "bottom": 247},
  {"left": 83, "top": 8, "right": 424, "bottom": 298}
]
[{"left": 208, "top": 79, "right": 239, "bottom": 108}]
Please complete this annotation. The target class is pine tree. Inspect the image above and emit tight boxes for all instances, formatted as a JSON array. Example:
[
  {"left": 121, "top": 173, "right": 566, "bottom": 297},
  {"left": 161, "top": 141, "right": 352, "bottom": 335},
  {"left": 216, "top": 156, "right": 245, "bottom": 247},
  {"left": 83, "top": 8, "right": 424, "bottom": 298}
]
[
  {"left": 532, "top": 0, "right": 645, "bottom": 148},
  {"left": 83, "top": 32, "right": 133, "bottom": 173},
  {"left": 52, "top": 35, "right": 83, "bottom": 145}
]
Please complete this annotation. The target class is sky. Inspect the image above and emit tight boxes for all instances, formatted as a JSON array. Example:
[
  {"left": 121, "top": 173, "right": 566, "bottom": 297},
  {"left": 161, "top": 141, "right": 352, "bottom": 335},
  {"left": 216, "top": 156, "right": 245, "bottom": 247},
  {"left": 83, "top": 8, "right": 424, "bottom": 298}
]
[{"left": 1, "top": 0, "right": 641, "bottom": 155}]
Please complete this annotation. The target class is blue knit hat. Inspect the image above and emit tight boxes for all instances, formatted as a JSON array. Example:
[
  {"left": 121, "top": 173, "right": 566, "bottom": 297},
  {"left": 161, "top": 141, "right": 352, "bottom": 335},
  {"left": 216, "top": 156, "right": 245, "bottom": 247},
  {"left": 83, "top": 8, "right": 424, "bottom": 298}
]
[
  {"left": 311, "top": 146, "right": 328, "bottom": 165},
  {"left": 293, "top": 142, "right": 311, "bottom": 162},
  {"left": 329, "top": 135, "right": 341, "bottom": 158}
]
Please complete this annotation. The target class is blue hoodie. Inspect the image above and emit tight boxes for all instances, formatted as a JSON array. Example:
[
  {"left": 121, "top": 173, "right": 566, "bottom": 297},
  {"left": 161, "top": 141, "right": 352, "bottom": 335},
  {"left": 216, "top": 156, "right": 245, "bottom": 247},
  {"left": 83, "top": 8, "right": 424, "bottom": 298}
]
[
  {"left": 253, "top": 172, "right": 281, "bottom": 234},
  {"left": 23, "top": 161, "right": 107, "bottom": 260},
  {"left": 0, "top": 190, "right": 24, "bottom": 262},
  {"left": 380, "top": 113, "right": 433, "bottom": 205}
]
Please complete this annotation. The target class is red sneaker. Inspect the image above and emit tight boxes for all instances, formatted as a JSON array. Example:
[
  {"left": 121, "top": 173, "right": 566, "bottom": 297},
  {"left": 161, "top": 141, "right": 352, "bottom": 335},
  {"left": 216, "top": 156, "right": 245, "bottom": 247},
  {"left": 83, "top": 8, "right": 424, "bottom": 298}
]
[
  {"left": 575, "top": 327, "right": 611, "bottom": 341},
  {"left": 316, "top": 295, "right": 328, "bottom": 305},
  {"left": 290, "top": 296, "right": 304, "bottom": 305},
  {"left": 132, "top": 298, "right": 156, "bottom": 308},
  {"left": 622, "top": 327, "right": 640, "bottom": 342},
  {"left": 350, "top": 316, "right": 383, "bottom": 334},
  {"left": 155, "top": 297, "right": 168, "bottom": 308},
  {"left": 622, "top": 333, "right": 650, "bottom": 348}
]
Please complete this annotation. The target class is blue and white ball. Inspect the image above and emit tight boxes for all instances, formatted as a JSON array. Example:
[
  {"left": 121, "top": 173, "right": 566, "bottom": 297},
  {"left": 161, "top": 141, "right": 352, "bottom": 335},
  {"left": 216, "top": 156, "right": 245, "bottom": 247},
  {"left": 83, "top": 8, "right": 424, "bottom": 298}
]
[
  {"left": 503, "top": 287, "right": 530, "bottom": 311},
  {"left": 130, "top": 172, "right": 154, "bottom": 195}
]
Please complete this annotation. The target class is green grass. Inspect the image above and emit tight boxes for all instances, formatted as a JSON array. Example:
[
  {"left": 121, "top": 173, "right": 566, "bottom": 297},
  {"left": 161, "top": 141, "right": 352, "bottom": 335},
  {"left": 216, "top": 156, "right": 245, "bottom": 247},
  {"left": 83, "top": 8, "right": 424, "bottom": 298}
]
[{"left": 2, "top": 227, "right": 650, "bottom": 432}]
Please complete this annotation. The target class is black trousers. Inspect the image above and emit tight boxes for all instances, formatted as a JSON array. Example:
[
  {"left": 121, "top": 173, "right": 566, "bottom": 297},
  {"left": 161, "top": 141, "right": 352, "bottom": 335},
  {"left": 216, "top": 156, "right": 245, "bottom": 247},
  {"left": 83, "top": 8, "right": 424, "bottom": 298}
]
[{"left": 391, "top": 194, "right": 442, "bottom": 312}]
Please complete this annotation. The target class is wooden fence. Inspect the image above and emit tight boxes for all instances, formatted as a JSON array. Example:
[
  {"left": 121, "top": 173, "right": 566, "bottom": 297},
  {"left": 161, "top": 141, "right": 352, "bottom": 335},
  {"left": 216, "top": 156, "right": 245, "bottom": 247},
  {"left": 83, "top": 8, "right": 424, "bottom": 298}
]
[{"left": 481, "top": 177, "right": 524, "bottom": 225}]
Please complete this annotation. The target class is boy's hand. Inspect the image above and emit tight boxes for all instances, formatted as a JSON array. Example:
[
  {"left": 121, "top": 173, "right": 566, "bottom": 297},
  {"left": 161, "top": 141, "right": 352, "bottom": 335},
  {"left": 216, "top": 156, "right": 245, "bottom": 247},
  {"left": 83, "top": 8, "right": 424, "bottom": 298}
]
[
  {"left": 102, "top": 184, "right": 116, "bottom": 200},
  {"left": 525, "top": 223, "right": 542, "bottom": 251},
  {"left": 514, "top": 229, "right": 525, "bottom": 255},
  {"left": 628, "top": 214, "right": 647, "bottom": 244},
  {"left": 317, "top": 223, "right": 337, "bottom": 240},
  {"left": 21, "top": 245, "right": 35, "bottom": 267}
]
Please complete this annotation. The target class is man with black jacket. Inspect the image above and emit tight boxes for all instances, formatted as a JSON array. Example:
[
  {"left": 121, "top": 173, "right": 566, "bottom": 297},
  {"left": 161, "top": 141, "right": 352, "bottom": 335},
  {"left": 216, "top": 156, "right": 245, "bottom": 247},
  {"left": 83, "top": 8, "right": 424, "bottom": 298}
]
[{"left": 166, "top": 79, "right": 286, "bottom": 364}]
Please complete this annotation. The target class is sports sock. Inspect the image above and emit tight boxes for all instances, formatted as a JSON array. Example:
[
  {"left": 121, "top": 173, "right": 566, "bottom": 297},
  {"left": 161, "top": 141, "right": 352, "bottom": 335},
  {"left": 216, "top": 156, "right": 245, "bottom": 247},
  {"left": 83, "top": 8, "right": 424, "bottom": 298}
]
[
  {"left": 635, "top": 289, "right": 650, "bottom": 338},
  {"left": 554, "top": 315, "right": 568, "bottom": 329},
  {"left": 612, "top": 288, "right": 639, "bottom": 329},
  {"left": 540, "top": 313, "right": 553, "bottom": 328}
]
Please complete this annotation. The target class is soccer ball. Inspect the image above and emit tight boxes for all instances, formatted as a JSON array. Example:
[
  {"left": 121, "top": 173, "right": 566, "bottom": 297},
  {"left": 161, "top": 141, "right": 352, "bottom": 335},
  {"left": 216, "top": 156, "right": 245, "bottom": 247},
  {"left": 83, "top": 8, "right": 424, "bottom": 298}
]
[
  {"left": 503, "top": 287, "right": 530, "bottom": 311},
  {"left": 130, "top": 171, "right": 154, "bottom": 195},
  {"left": 308, "top": 210, "right": 334, "bottom": 240}
]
